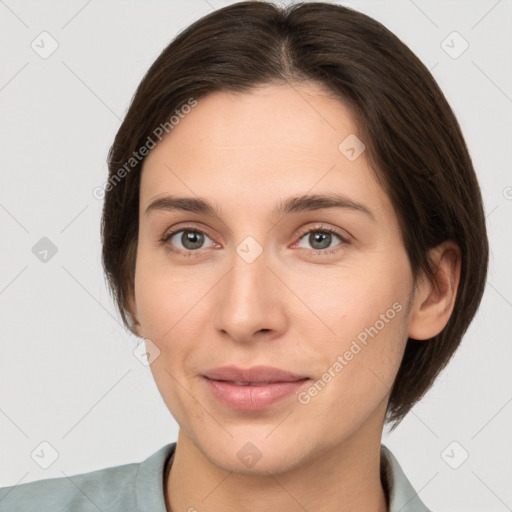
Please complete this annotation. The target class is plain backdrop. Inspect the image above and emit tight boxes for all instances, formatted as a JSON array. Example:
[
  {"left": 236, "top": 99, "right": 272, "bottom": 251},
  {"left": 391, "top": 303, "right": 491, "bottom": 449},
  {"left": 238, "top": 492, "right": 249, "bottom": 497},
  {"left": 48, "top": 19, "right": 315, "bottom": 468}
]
[{"left": 1, "top": 1, "right": 511, "bottom": 510}]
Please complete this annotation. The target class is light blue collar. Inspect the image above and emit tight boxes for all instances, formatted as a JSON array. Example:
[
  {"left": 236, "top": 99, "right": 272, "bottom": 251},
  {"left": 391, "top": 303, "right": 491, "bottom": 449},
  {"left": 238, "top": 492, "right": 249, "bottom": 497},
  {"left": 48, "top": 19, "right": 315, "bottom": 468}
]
[{"left": 381, "top": 444, "right": 433, "bottom": 512}]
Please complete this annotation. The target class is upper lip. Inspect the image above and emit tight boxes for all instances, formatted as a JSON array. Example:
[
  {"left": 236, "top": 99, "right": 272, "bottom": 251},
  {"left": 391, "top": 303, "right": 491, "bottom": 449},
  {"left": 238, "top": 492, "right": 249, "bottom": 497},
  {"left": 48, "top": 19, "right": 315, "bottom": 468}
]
[{"left": 203, "top": 365, "right": 309, "bottom": 383}]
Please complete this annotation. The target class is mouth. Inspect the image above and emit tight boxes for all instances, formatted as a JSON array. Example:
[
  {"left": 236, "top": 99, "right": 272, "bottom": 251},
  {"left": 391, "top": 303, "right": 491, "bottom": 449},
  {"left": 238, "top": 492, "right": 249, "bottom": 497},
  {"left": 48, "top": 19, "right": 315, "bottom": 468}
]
[
  {"left": 202, "top": 365, "right": 309, "bottom": 383},
  {"left": 212, "top": 380, "right": 304, "bottom": 386},
  {"left": 201, "top": 366, "right": 310, "bottom": 410}
]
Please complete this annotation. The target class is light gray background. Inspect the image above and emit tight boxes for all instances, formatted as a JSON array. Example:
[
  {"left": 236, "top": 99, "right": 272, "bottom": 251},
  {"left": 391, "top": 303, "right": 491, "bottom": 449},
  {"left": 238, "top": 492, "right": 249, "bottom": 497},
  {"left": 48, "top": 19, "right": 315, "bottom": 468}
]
[{"left": 1, "top": 0, "right": 511, "bottom": 510}]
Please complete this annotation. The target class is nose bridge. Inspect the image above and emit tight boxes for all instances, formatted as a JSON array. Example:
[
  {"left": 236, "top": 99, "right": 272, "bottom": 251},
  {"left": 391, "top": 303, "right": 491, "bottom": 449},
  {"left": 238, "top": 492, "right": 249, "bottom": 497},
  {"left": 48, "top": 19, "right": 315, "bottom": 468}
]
[
  {"left": 226, "top": 242, "right": 270, "bottom": 315},
  {"left": 214, "top": 238, "right": 284, "bottom": 341}
]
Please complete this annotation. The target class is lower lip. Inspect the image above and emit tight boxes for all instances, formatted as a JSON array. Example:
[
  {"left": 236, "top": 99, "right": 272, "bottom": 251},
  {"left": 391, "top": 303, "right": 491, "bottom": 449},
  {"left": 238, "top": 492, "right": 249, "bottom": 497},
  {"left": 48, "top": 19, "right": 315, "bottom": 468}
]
[{"left": 203, "top": 377, "right": 310, "bottom": 411}]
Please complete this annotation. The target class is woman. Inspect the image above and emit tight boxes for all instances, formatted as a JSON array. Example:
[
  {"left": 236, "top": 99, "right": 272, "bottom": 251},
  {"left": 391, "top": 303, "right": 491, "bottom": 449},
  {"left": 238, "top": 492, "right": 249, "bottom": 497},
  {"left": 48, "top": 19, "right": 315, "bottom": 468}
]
[{"left": 0, "top": 1, "right": 488, "bottom": 511}]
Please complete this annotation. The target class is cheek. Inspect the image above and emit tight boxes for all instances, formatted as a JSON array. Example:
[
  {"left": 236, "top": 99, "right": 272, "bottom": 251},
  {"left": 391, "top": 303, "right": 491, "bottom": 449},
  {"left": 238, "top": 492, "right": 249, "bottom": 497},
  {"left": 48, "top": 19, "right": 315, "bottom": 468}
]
[
  {"left": 289, "top": 249, "right": 412, "bottom": 343},
  {"left": 134, "top": 248, "right": 215, "bottom": 341},
  {"left": 133, "top": 255, "right": 212, "bottom": 420},
  {"left": 133, "top": 251, "right": 222, "bottom": 410},
  {"left": 290, "top": 251, "right": 412, "bottom": 407}
]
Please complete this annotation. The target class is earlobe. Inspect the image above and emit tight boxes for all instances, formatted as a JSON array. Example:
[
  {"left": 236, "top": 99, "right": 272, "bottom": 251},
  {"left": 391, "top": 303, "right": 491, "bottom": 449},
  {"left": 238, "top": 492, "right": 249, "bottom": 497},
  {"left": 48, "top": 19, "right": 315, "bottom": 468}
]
[
  {"left": 132, "top": 321, "right": 142, "bottom": 337},
  {"left": 126, "top": 289, "right": 142, "bottom": 338},
  {"left": 408, "top": 241, "right": 461, "bottom": 341}
]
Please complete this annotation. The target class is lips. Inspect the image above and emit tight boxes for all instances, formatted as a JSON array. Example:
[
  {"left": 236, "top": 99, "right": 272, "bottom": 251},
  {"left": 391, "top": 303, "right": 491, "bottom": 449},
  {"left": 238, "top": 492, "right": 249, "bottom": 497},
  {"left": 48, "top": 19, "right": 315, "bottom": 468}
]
[
  {"left": 202, "top": 365, "right": 310, "bottom": 410},
  {"left": 202, "top": 365, "right": 308, "bottom": 383},
  {"left": 228, "top": 381, "right": 278, "bottom": 386}
]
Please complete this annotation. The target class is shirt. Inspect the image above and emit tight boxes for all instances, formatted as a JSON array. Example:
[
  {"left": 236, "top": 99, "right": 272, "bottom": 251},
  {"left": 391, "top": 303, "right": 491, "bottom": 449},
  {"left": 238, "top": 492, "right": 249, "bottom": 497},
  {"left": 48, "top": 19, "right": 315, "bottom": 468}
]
[{"left": 0, "top": 443, "right": 432, "bottom": 511}]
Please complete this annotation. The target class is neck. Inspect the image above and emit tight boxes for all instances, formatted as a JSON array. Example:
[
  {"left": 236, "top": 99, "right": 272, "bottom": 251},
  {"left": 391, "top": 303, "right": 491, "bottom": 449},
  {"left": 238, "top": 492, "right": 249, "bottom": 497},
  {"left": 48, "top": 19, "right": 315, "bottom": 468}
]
[{"left": 165, "top": 420, "right": 389, "bottom": 512}]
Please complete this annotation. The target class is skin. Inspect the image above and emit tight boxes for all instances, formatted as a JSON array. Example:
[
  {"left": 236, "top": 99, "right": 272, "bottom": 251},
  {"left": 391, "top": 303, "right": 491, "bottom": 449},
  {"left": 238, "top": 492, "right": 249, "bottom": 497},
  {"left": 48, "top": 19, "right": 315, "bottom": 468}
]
[{"left": 128, "top": 81, "right": 460, "bottom": 512}]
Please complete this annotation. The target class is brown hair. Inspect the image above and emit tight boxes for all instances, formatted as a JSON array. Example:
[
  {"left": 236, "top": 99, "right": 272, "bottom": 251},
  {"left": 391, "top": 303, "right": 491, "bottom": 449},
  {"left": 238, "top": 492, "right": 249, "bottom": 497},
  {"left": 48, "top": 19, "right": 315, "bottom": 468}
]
[{"left": 101, "top": 0, "right": 488, "bottom": 427}]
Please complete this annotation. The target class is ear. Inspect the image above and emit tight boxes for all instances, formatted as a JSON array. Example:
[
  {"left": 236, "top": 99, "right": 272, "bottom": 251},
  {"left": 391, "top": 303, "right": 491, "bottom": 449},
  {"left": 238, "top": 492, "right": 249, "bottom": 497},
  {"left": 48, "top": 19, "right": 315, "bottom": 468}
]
[
  {"left": 408, "top": 241, "right": 461, "bottom": 340},
  {"left": 126, "top": 288, "right": 143, "bottom": 338}
]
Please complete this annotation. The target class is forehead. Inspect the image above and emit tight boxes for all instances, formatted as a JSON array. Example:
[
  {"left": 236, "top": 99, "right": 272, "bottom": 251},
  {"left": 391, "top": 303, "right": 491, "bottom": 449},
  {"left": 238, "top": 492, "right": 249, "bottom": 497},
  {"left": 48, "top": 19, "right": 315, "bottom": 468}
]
[
  {"left": 140, "top": 82, "right": 389, "bottom": 219},
  {"left": 146, "top": 82, "right": 358, "bottom": 162}
]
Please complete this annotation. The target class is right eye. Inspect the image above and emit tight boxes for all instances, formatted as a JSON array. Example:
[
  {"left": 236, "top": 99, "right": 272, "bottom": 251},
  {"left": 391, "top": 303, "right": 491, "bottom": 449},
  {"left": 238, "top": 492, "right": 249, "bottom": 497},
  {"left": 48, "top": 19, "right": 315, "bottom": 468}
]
[{"left": 161, "top": 228, "right": 217, "bottom": 255}]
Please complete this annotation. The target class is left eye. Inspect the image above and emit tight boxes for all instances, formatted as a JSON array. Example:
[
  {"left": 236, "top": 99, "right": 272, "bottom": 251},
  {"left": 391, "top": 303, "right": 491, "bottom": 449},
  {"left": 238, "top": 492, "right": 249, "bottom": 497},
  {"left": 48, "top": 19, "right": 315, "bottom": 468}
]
[{"left": 296, "top": 229, "right": 344, "bottom": 251}]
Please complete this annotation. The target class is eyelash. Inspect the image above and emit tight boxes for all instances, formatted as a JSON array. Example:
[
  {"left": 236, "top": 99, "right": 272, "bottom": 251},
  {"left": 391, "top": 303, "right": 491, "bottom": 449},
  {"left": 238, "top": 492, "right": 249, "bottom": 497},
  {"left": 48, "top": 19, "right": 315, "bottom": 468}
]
[{"left": 159, "top": 223, "right": 350, "bottom": 258}]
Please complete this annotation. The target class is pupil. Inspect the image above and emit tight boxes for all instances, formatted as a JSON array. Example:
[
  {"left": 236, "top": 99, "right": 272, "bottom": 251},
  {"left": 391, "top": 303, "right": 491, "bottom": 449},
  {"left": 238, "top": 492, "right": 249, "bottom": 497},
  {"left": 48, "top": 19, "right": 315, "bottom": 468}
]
[
  {"left": 183, "top": 231, "right": 204, "bottom": 250},
  {"left": 310, "top": 231, "right": 331, "bottom": 250}
]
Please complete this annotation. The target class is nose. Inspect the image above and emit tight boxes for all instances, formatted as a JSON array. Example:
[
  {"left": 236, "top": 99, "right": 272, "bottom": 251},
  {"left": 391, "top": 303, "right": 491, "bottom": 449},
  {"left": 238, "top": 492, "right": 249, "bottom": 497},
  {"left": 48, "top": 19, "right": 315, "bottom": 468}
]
[{"left": 213, "top": 243, "right": 288, "bottom": 344}]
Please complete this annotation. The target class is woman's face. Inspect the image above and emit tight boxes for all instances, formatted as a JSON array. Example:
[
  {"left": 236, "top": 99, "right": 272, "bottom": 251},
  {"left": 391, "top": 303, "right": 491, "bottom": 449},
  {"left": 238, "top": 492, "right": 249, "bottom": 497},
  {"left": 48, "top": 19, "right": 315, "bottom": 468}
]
[{"left": 131, "top": 82, "right": 415, "bottom": 474}]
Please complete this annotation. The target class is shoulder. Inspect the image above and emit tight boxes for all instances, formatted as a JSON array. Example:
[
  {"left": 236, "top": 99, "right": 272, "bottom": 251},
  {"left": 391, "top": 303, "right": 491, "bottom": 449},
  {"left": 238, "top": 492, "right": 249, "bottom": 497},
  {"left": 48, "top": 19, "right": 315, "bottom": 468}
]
[
  {"left": 381, "top": 444, "right": 434, "bottom": 512},
  {"left": 0, "top": 443, "right": 175, "bottom": 512},
  {"left": 0, "top": 463, "right": 138, "bottom": 512}
]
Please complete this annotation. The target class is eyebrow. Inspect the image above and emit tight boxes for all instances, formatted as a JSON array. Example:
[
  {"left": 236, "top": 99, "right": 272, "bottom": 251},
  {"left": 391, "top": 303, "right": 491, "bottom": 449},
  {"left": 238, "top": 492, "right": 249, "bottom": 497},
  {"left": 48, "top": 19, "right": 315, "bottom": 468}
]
[{"left": 145, "top": 193, "right": 375, "bottom": 221}]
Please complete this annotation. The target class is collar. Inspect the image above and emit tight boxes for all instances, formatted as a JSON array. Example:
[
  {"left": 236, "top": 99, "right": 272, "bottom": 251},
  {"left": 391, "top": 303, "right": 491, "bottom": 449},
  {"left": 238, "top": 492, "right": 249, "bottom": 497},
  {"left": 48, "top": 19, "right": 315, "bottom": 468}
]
[{"left": 381, "top": 444, "right": 433, "bottom": 511}]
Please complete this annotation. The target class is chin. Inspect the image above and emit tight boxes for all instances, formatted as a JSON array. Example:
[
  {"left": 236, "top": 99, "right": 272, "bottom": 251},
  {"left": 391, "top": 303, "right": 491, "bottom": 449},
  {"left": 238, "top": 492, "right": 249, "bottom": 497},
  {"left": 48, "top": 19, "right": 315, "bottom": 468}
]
[{"left": 190, "top": 428, "right": 319, "bottom": 476}]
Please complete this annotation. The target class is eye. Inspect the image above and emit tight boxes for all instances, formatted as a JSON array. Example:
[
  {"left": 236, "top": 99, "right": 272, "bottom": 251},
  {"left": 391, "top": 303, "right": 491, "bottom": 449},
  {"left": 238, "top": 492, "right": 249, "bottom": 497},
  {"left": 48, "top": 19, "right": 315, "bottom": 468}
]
[
  {"left": 295, "top": 224, "right": 349, "bottom": 255},
  {"left": 161, "top": 227, "right": 216, "bottom": 255}
]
